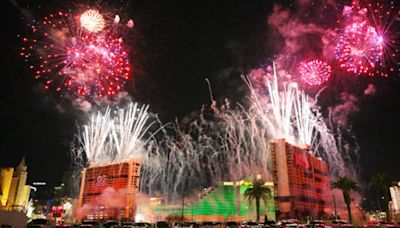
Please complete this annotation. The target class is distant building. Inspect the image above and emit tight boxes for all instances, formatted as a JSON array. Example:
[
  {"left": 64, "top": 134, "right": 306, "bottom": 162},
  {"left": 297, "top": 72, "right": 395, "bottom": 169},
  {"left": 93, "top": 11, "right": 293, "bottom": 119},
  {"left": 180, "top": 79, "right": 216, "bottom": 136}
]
[
  {"left": 389, "top": 182, "right": 400, "bottom": 216},
  {"left": 0, "top": 157, "right": 31, "bottom": 212},
  {"left": 77, "top": 160, "right": 141, "bottom": 221},
  {"left": 270, "top": 139, "right": 331, "bottom": 219}
]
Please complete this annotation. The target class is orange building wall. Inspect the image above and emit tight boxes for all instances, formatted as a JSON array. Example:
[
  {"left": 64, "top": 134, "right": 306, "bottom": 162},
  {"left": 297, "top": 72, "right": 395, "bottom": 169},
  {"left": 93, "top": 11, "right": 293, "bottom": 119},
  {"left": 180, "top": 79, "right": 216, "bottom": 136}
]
[
  {"left": 271, "top": 139, "right": 331, "bottom": 219},
  {"left": 77, "top": 160, "right": 141, "bottom": 221}
]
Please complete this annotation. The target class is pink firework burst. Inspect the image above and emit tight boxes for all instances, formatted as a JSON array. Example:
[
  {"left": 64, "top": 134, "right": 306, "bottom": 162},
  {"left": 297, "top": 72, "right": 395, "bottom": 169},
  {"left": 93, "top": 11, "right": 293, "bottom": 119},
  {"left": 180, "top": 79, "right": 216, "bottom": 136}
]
[
  {"left": 364, "top": 0, "right": 400, "bottom": 76},
  {"left": 20, "top": 11, "right": 131, "bottom": 98},
  {"left": 336, "top": 21, "right": 383, "bottom": 76},
  {"left": 299, "top": 60, "right": 332, "bottom": 86}
]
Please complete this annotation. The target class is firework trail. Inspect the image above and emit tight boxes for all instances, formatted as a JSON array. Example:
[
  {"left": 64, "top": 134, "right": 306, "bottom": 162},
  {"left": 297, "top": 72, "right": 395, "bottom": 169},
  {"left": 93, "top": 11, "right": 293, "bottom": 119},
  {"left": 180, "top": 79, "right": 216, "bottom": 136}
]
[
  {"left": 78, "top": 102, "right": 153, "bottom": 165},
  {"left": 141, "top": 103, "right": 270, "bottom": 202},
  {"left": 20, "top": 9, "right": 131, "bottom": 98},
  {"left": 112, "top": 103, "right": 154, "bottom": 160},
  {"left": 293, "top": 89, "right": 318, "bottom": 147},
  {"left": 81, "top": 108, "right": 114, "bottom": 164}
]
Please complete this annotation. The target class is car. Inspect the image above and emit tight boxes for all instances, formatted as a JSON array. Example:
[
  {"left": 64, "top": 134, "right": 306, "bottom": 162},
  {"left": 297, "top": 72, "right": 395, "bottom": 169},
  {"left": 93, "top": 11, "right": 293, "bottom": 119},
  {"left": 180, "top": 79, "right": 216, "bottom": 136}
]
[
  {"left": 133, "top": 222, "right": 152, "bottom": 228},
  {"left": 264, "top": 220, "right": 276, "bottom": 228},
  {"left": 226, "top": 221, "right": 240, "bottom": 228},
  {"left": 156, "top": 221, "right": 170, "bottom": 228},
  {"left": 27, "top": 219, "right": 56, "bottom": 228},
  {"left": 364, "top": 220, "right": 397, "bottom": 228},
  {"left": 276, "top": 220, "right": 298, "bottom": 228},
  {"left": 122, "top": 222, "right": 134, "bottom": 228},
  {"left": 306, "top": 220, "right": 330, "bottom": 228},
  {"left": 331, "top": 220, "right": 353, "bottom": 228},
  {"left": 246, "top": 221, "right": 260, "bottom": 228},
  {"left": 79, "top": 220, "right": 104, "bottom": 228},
  {"left": 187, "top": 221, "right": 199, "bottom": 228},
  {"left": 104, "top": 221, "right": 119, "bottom": 228},
  {"left": 201, "top": 221, "right": 214, "bottom": 227},
  {"left": 378, "top": 220, "right": 397, "bottom": 227},
  {"left": 173, "top": 222, "right": 193, "bottom": 228}
]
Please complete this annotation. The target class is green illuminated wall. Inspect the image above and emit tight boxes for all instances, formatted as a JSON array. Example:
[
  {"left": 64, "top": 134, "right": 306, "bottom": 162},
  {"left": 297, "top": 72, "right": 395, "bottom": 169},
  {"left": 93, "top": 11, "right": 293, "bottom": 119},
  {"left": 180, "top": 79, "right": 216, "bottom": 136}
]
[{"left": 162, "top": 184, "right": 276, "bottom": 221}]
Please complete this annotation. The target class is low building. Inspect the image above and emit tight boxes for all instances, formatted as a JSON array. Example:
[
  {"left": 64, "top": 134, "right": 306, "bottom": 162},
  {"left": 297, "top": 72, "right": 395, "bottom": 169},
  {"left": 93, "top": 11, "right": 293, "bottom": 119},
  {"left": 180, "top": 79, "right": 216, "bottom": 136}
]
[
  {"left": 270, "top": 139, "right": 331, "bottom": 219},
  {"left": 146, "top": 180, "right": 276, "bottom": 223}
]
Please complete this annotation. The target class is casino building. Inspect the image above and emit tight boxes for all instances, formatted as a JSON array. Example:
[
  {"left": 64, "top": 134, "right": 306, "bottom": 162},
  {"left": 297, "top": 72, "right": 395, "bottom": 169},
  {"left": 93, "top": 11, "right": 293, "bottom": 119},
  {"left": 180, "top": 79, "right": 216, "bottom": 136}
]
[
  {"left": 270, "top": 139, "right": 331, "bottom": 219},
  {"left": 77, "top": 160, "right": 141, "bottom": 221}
]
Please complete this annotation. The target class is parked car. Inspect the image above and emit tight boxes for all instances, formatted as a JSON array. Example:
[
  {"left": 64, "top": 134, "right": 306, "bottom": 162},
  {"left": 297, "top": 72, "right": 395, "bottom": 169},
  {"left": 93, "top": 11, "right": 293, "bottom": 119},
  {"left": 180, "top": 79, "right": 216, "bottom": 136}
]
[
  {"left": 226, "top": 221, "right": 240, "bottom": 228},
  {"left": 306, "top": 220, "right": 330, "bottom": 228},
  {"left": 133, "top": 222, "right": 152, "bottom": 228},
  {"left": 79, "top": 220, "right": 104, "bottom": 228},
  {"left": 331, "top": 220, "right": 353, "bottom": 228},
  {"left": 276, "top": 220, "right": 299, "bottom": 228},
  {"left": 264, "top": 220, "right": 277, "bottom": 228},
  {"left": 187, "top": 221, "right": 200, "bottom": 228},
  {"left": 104, "top": 220, "right": 119, "bottom": 228},
  {"left": 156, "top": 221, "right": 170, "bottom": 228},
  {"left": 364, "top": 220, "right": 396, "bottom": 228},
  {"left": 27, "top": 219, "right": 56, "bottom": 228},
  {"left": 246, "top": 221, "right": 261, "bottom": 228},
  {"left": 122, "top": 222, "right": 134, "bottom": 228}
]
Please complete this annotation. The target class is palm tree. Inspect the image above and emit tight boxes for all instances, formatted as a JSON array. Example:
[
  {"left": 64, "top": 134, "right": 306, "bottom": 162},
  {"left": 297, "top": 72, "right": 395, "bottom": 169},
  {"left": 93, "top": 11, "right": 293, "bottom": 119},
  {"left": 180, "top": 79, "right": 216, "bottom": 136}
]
[
  {"left": 244, "top": 179, "right": 272, "bottom": 222},
  {"left": 332, "top": 176, "right": 359, "bottom": 224},
  {"left": 369, "top": 172, "right": 393, "bottom": 220}
]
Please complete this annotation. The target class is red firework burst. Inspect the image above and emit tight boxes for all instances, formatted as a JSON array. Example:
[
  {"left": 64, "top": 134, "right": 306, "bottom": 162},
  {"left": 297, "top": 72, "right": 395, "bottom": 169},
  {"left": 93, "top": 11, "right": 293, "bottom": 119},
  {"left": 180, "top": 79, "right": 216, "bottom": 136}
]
[
  {"left": 20, "top": 11, "right": 131, "bottom": 98},
  {"left": 299, "top": 60, "right": 332, "bottom": 86}
]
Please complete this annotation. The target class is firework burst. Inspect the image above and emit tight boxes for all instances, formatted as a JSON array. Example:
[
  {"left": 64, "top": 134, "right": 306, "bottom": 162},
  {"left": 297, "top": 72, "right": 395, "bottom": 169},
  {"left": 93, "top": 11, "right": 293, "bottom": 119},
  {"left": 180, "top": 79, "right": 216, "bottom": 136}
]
[
  {"left": 336, "top": 21, "right": 383, "bottom": 76},
  {"left": 20, "top": 10, "right": 131, "bottom": 98},
  {"left": 336, "top": 0, "right": 400, "bottom": 77},
  {"left": 80, "top": 9, "right": 105, "bottom": 33},
  {"left": 364, "top": 0, "right": 400, "bottom": 76},
  {"left": 299, "top": 59, "right": 332, "bottom": 86}
]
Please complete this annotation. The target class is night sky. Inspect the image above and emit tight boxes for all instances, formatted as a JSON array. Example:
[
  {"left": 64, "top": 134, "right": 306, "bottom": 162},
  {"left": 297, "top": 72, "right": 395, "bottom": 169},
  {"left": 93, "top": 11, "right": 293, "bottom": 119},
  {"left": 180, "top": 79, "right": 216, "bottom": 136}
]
[{"left": 1, "top": 0, "right": 399, "bottom": 194}]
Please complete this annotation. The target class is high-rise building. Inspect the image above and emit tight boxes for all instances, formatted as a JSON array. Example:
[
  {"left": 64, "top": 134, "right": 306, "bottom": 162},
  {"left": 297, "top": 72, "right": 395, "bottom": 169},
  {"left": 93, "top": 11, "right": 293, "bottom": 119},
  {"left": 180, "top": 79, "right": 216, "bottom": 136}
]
[
  {"left": 0, "top": 157, "right": 31, "bottom": 212},
  {"left": 270, "top": 139, "right": 331, "bottom": 219},
  {"left": 77, "top": 160, "right": 141, "bottom": 221},
  {"left": 389, "top": 182, "right": 400, "bottom": 216}
]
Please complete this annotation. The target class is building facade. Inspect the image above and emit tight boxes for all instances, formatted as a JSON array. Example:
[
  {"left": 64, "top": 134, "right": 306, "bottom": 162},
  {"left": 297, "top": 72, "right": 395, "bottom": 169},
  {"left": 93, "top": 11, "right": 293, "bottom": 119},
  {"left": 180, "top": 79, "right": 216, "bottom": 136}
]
[
  {"left": 270, "top": 139, "right": 331, "bottom": 219},
  {"left": 77, "top": 160, "right": 141, "bottom": 221},
  {"left": 389, "top": 182, "right": 400, "bottom": 216},
  {"left": 0, "top": 157, "right": 31, "bottom": 212}
]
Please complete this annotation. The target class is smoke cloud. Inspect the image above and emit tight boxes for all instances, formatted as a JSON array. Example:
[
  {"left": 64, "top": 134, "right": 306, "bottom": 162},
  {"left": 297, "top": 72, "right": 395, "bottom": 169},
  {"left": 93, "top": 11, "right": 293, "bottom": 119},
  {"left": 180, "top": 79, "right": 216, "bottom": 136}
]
[
  {"left": 267, "top": 2, "right": 338, "bottom": 69},
  {"left": 330, "top": 92, "right": 359, "bottom": 127},
  {"left": 364, "top": 84, "right": 376, "bottom": 96}
]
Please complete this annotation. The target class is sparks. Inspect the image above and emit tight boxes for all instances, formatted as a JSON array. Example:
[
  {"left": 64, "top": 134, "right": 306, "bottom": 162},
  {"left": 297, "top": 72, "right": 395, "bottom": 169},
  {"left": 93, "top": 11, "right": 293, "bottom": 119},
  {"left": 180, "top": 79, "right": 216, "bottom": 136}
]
[{"left": 20, "top": 10, "right": 131, "bottom": 98}]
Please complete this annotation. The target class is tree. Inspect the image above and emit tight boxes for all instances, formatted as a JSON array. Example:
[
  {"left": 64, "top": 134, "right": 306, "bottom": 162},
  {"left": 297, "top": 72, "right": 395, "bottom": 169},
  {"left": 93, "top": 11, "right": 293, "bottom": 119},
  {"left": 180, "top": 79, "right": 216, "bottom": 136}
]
[
  {"left": 369, "top": 172, "right": 393, "bottom": 220},
  {"left": 244, "top": 179, "right": 271, "bottom": 222},
  {"left": 332, "top": 176, "right": 360, "bottom": 224}
]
